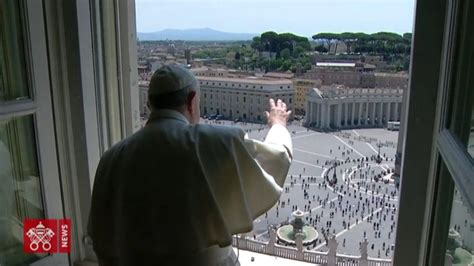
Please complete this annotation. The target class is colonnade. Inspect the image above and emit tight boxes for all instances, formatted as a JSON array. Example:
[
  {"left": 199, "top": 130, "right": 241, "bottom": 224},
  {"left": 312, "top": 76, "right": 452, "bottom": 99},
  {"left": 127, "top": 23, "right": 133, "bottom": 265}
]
[{"left": 306, "top": 100, "right": 402, "bottom": 129}]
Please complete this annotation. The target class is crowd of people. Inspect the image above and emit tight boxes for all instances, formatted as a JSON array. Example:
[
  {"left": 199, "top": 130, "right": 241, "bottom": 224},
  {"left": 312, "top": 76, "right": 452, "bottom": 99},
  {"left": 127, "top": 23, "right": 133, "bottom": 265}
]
[
  {"left": 202, "top": 118, "right": 399, "bottom": 258},
  {"left": 261, "top": 141, "right": 399, "bottom": 258}
]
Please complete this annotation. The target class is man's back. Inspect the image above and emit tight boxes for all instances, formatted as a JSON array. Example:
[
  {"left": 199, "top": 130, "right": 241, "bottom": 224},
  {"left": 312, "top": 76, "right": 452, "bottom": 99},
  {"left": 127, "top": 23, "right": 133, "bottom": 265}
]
[
  {"left": 89, "top": 65, "right": 293, "bottom": 265},
  {"left": 89, "top": 109, "right": 292, "bottom": 265}
]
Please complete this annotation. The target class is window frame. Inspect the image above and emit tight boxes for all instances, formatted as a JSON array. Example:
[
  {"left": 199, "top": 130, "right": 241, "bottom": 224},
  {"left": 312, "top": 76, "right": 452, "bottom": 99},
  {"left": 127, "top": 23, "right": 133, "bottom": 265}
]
[
  {"left": 423, "top": 0, "right": 474, "bottom": 264},
  {"left": 394, "top": 0, "right": 474, "bottom": 265},
  {"left": 0, "top": 0, "right": 67, "bottom": 265},
  {"left": 392, "top": 0, "right": 449, "bottom": 264}
]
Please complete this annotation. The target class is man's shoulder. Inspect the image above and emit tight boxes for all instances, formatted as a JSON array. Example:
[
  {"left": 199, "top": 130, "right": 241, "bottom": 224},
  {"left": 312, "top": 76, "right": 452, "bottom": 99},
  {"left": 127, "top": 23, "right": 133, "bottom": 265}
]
[
  {"left": 99, "top": 132, "right": 135, "bottom": 162},
  {"left": 195, "top": 123, "right": 244, "bottom": 139}
]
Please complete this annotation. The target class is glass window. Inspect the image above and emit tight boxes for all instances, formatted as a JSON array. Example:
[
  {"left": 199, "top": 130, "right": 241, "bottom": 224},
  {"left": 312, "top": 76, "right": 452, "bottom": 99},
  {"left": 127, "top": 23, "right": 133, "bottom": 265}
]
[
  {"left": 0, "top": 0, "right": 30, "bottom": 102},
  {"left": 468, "top": 106, "right": 473, "bottom": 158},
  {"left": 0, "top": 115, "right": 45, "bottom": 265},
  {"left": 445, "top": 187, "right": 474, "bottom": 265}
]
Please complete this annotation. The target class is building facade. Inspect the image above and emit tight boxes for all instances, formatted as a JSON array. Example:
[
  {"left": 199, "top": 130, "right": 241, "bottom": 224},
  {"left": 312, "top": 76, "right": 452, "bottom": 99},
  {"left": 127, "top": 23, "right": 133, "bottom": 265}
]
[
  {"left": 197, "top": 76, "right": 294, "bottom": 122},
  {"left": 294, "top": 78, "right": 322, "bottom": 114},
  {"left": 138, "top": 81, "right": 150, "bottom": 117},
  {"left": 302, "top": 63, "right": 408, "bottom": 90},
  {"left": 374, "top": 73, "right": 409, "bottom": 89},
  {"left": 137, "top": 69, "right": 296, "bottom": 123},
  {"left": 305, "top": 86, "right": 403, "bottom": 129},
  {"left": 304, "top": 68, "right": 412, "bottom": 89}
]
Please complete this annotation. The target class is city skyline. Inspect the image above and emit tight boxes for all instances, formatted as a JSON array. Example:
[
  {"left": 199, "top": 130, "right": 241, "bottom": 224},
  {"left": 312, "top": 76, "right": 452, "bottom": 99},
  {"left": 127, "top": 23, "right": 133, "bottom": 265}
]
[{"left": 135, "top": 0, "right": 415, "bottom": 37}]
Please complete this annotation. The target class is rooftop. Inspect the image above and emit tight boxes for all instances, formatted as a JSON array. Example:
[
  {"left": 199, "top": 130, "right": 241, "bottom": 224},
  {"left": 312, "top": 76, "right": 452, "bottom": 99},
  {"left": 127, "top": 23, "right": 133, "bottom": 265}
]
[
  {"left": 263, "top": 72, "right": 295, "bottom": 79},
  {"left": 197, "top": 76, "right": 293, "bottom": 85},
  {"left": 374, "top": 72, "right": 409, "bottom": 78},
  {"left": 316, "top": 62, "right": 357, "bottom": 68}
]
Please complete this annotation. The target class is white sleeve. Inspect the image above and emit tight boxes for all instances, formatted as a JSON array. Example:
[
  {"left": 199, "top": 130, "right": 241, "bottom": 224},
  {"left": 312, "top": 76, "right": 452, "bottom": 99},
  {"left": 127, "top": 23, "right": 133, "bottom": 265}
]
[
  {"left": 263, "top": 123, "right": 293, "bottom": 156},
  {"left": 243, "top": 124, "right": 293, "bottom": 188},
  {"left": 197, "top": 124, "right": 293, "bottom": 235}
]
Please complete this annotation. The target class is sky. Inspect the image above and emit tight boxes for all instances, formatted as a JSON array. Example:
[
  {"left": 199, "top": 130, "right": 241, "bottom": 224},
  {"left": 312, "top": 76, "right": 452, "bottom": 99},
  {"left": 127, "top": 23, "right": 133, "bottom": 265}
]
[{"left": 135, "top": 0, "right": 415, "bottom": 37}]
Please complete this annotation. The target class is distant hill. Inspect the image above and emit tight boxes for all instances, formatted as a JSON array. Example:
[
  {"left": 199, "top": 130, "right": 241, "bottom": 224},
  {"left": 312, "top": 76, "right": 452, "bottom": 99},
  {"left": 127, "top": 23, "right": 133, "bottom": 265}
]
[{"left": 137, "top": 28, "right": 257, "bottom": 41}]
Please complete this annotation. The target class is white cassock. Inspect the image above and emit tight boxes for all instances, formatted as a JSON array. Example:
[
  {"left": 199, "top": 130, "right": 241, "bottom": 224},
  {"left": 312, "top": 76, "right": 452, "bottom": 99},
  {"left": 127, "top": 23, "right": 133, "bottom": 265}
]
[{"left": 88, "top": 109, "right": 292, "bottom": 266}]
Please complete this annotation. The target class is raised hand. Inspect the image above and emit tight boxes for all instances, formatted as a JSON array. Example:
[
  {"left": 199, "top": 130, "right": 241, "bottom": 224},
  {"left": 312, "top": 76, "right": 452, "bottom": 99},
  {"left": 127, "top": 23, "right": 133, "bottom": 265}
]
[{"left": 264, "top": 98, "right": 291, "bottom": 127}]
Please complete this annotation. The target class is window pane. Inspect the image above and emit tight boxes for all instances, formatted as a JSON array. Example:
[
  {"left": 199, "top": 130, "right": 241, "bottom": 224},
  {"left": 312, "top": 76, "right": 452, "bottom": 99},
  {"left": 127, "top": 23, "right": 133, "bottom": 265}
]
[
  {"left": 0, "top": 115, "right": 45, "bottom": 265},
  {"left": 445, "top": 187, "right": 474, "bottom": 266},
  {"left": 0, "top": 0, "right": 30, "bottom": 102},
  {"left": 468, "top": 106, "right": 474, "bottom": 158}
]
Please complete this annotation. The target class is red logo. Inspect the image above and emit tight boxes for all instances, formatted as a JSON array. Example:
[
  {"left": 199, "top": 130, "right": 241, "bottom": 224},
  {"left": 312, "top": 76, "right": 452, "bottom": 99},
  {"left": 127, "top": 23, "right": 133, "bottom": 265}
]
[{"left": 23, "top": 219, "right": 71, "bottom": 253}]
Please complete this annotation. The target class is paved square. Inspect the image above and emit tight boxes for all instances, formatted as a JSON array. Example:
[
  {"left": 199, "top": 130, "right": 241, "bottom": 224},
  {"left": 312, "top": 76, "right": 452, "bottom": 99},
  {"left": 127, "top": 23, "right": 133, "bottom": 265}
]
[{"left": 206, "top": 119, "right": 400, "bottom": 259}]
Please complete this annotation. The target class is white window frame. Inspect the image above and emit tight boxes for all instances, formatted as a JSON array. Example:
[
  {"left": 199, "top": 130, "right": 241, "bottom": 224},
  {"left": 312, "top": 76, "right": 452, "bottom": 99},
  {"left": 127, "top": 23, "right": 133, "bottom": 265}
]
[
  {"left": 41, "top": 0, "right": 139, "bottom": 264},
  {"left": 0, "top": 0, "right": 67, "bottom": 265}
]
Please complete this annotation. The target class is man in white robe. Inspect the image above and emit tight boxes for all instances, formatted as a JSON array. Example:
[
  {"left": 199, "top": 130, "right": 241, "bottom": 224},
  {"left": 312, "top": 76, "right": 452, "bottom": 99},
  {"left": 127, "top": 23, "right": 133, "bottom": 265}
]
[{"left": 88, "top": 65, "right": 293, "bottom": 266}]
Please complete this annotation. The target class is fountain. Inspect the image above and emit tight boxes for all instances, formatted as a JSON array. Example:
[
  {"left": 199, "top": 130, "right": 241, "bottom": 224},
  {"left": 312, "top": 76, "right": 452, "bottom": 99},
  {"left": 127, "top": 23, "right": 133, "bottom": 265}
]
[{"left": 276, "top": 210, "right": 319, "bottom": 246}]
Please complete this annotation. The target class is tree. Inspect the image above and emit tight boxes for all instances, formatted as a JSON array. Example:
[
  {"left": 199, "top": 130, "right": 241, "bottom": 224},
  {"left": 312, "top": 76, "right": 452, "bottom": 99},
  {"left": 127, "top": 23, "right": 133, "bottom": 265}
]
[
  {"left": 280, "top": 48, "right": 291, "bottom": 60},
  {"left": 347, "top": 32, "right": 410, "bottom": 55},
  {"left": 252, "top": 31, "right": 310, "bottom": 55},
  {"left": 294, "top": 45, "right": 306, "bottom": 57},
  {"left": 251, "top": 36, "right": 263, "bottom": 50},
  {"left": 402, "top": 33, "right": 412, "bottom": 43},
  {"left": 280, "top": 59, "right": 292, "bottom": 71},
  {"left": 339, "top": 32, "right": 370, "bottom": 54},
  {"left": 269, "top": 58, "right": 282, "bottom": 70},
  {"left": 312, "top": 33, "right": 341, "bottom": 54},
  {"left": 261, "top": 31, "right": 279, "bottom": 52},
  {"left": 246, "top": 30, "right": 412, "bottom": 74},
  {"left": 314, "top": 44, "right": 328, "bottom": 53}
]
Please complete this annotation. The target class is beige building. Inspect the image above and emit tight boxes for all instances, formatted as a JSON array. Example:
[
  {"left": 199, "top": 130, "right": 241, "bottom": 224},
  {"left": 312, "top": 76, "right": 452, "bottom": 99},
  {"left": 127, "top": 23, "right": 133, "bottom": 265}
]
[
  {"left": 293, "top": 78, "right": 322, "bottom": 114},
  {"left": 303, "top": 70, "right": 377, "bottom": 88},
  {"left": 375, "top": 72, "right": 409, "bottom": 89},
  {"left": 364, "top": 55, "right": 387, "bottom": 69},
  {"left": 192, "top": 67, "right": 228, "bottom": 77},
  {"left": 303, "top": 62, "right": 408, "bottom": 90},
  {"left": 139, "top": 81, "right": 150, "bottom": 117},
  {"left": 138, "top": 68, "right": 297, "bottom": 122},
  {"left": 198, "top": 76, "right": 294, "bottom": 122},
  {"left": 263, "top": 71, "right": 294, "bottom": 79},
  {"left": 305, "top": 85, "right": 403, "bottom": 129}
]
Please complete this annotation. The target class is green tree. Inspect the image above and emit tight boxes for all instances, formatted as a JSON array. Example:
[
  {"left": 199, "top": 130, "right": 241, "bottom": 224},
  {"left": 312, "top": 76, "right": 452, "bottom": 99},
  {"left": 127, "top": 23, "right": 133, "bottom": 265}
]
[
  {"left": 294, "top": 45, "right": 306, "bottom": 57},
  {"left": 402, "top": 33, "right": 412, "bottom": 43},
  {"left": 261, "top": 31, "right": 279, "bottom": 52},
  {"left": 314, "top": 44, "right": 328, "bottom": 53},
  {"left": 280, "top": 59, "right": 292, "bottom": 71},
  {"left": 312, "top": 33, "right": 341, "bottom": 53},
  {"left": 251, "top": 36, "right": 263, "bottom": 50},
  {"left": 280, "top": 48, "right": 291, "bottom": 59},
  {"left": 252, "top": 31, "right": 310, "bottom": 55}
]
